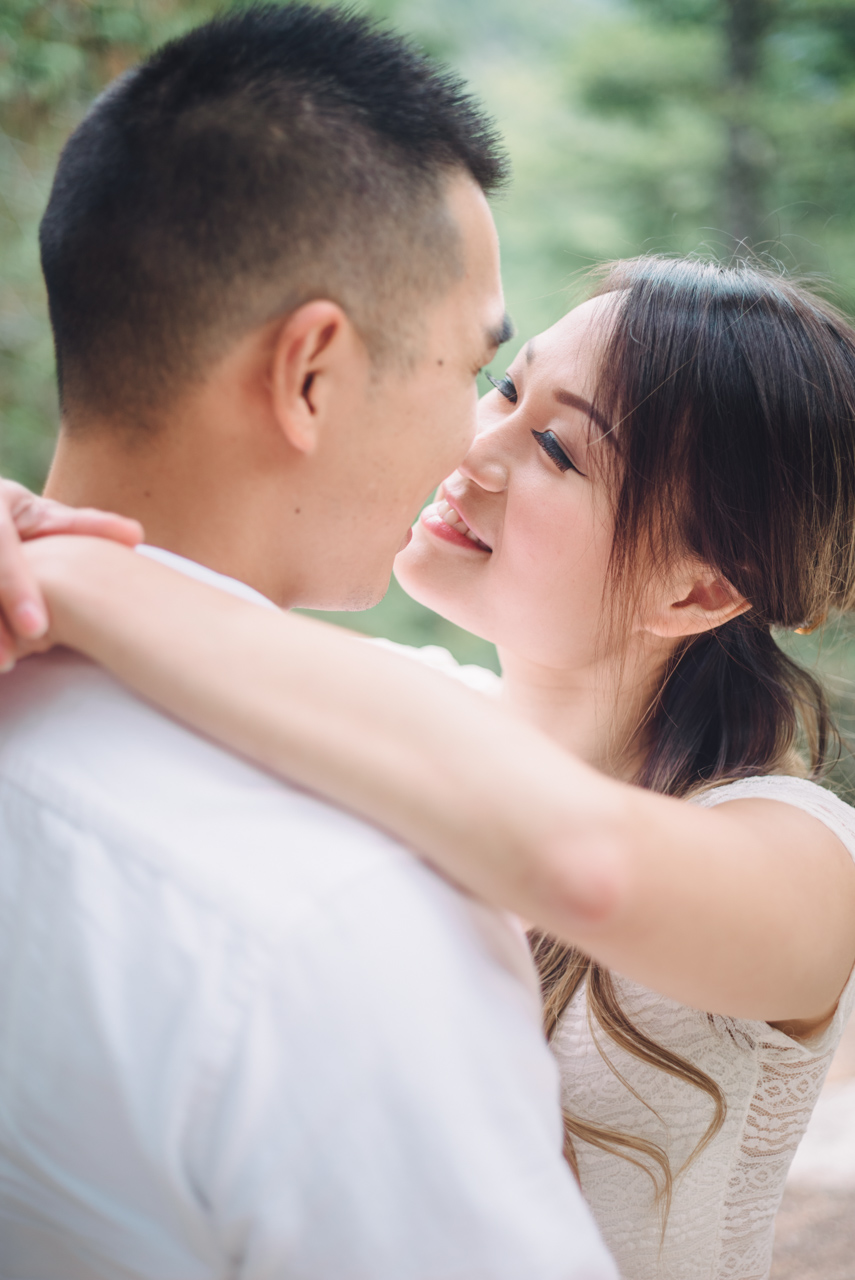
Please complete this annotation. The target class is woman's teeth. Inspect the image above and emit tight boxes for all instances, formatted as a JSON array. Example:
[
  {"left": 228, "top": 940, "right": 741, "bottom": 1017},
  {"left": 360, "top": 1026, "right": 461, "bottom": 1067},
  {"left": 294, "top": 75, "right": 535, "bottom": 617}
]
[{"left": 435, "top": 498, "right": 489, "bottom": 549}]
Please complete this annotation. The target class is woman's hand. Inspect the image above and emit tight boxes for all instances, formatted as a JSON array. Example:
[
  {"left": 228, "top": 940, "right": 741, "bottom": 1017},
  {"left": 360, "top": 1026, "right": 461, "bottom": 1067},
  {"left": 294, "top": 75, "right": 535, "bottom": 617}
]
[
  {"left": 18, "top": 536, "right": 134, "bottom": 645},
  {"left": 0, "top": 479, "right": 142, "bottom": 666}
]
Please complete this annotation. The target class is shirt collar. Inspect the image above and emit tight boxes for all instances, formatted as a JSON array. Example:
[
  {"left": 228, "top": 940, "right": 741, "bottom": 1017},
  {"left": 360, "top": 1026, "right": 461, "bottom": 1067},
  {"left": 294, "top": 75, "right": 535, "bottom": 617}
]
[{"left": 136, "top": 545, "right": 278, "bottom": 611}]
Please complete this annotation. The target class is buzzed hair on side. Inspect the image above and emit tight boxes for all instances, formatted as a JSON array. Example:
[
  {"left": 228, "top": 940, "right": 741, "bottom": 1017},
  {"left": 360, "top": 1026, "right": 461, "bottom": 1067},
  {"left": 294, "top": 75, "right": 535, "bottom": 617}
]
[{"left": 39, "top": 2, "right": 508, "bottom": 430}]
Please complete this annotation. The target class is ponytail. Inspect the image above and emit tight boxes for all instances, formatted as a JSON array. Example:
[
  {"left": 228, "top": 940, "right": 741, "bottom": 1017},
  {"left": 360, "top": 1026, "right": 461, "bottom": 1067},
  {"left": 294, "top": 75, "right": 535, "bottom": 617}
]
[{"left": 638, "top": 616, "right": 837, "bottom": 799}]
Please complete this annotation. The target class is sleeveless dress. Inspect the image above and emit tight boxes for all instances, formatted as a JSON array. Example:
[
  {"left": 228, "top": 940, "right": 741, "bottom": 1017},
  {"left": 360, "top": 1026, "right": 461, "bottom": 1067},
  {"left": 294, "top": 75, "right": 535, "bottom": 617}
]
[
  {"left": 552, "top": 774, "right": 855, "bottom": 1280},
  {"left": 369, "top": 643, "right": 855, "bottom": 1279}
]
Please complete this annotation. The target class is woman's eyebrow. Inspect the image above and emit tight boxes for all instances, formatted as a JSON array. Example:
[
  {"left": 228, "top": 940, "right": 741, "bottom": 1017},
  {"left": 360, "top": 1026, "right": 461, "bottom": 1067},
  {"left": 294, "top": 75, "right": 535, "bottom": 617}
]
[
  {"left": 523, "top": 341, "right": 614, "bottom": 439},
  {"left": 554, "top": 388, "right": 612, "bottom": 439}
]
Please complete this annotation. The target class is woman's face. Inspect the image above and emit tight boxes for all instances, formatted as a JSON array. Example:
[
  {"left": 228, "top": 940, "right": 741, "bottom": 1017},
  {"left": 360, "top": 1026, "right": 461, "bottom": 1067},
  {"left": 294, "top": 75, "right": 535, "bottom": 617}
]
[{"left": 394, "top": 296, "right": 622, "bottom": 671}]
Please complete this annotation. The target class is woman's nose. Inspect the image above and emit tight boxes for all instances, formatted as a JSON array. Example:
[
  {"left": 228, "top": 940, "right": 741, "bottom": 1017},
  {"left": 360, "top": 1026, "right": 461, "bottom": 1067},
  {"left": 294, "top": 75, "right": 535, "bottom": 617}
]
[{"left": 458, "top": 425, "right": 510, "bottom": 493}]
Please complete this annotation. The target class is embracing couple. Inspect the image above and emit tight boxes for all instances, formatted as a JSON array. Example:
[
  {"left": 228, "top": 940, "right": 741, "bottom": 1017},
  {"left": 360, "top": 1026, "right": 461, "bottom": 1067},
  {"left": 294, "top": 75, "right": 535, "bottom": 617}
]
[{"left": 2, "top": 5, "right": 855, "bottom": 1279}]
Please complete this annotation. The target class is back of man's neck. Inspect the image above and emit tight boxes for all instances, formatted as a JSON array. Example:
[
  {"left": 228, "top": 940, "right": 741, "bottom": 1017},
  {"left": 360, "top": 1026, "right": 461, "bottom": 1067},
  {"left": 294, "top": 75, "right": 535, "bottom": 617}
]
[{"left": 45, "top": 429, "right": 297, "bottom": 605}]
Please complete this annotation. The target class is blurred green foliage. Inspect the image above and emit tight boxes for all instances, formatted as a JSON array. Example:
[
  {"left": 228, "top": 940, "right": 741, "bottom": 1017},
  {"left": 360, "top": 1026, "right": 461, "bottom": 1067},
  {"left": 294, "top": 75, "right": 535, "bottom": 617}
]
[
  {"left": 0, "top": 0, "right": 213, "bottom": 488},
  {"left": 3, "top": 0, "right": 855, "bottom": 696}
]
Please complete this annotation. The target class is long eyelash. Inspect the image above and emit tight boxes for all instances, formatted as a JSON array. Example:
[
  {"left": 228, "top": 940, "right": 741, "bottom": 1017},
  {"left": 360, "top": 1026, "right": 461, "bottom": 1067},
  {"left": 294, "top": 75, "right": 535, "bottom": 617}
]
[
  {"left": 531, "top": 429, "right": 580, "bottom": 475},
  {"left": 485, "top": 371, "right": 518, "bottom": 404}
]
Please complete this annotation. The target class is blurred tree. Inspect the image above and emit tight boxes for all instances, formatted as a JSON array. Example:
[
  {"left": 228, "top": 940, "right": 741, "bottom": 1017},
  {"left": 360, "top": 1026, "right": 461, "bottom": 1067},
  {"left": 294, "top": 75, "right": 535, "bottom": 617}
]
[
  {"left": 0, "top": 1, "right": 213, "bottom": 487},
  {"left": 575, "top": 0, "right": 855, "bottom": 278},
  {"left": 722, "top": 0, "right": 777, "bottom": 244}
]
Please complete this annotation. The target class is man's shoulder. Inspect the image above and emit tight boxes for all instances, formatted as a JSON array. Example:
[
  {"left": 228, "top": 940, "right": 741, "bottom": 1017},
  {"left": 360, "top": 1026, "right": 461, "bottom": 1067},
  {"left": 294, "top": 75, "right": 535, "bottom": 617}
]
[
  {"left": 0, "top": 651, "right": 539, "bottom": 993},
  {"left": 0, "top": 649, "right": 450, "bottom": 940},
  {"left": 0, "top": 658, "right": 601, "bottom": 1280}
]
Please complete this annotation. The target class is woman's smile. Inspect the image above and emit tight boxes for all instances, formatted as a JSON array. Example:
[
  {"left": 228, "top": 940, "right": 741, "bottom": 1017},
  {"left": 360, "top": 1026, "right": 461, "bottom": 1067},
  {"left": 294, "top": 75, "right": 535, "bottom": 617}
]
[{"left": 420, "top": 491, "right": 492, "bottom": 552}]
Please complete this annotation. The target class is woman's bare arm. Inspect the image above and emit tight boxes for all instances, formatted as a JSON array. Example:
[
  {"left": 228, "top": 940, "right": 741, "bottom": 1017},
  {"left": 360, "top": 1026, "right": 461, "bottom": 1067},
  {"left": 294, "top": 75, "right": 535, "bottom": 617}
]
[
  {"left": 0, "top": 480, "right": 142, "bottom": 655},
  {"left": 25, "top": 535, "right": 855, "bottom": 1026}
]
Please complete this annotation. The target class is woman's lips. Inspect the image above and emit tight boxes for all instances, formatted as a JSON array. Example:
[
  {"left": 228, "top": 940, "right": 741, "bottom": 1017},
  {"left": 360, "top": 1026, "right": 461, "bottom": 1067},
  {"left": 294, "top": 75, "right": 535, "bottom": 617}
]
[{"left": 420, "top": 498, "right": 492, "bottom": 553}]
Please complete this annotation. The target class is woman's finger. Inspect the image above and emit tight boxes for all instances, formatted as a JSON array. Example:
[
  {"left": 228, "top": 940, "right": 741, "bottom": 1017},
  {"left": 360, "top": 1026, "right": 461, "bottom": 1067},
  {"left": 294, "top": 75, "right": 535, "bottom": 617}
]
[
  {"left": 13, "top": 496, "right": 143, "bottom": 546},
  {"left": 59, "top": 507, "right": 144, "bottom": 545},
  {"left": 0, "top": 479, "right": 142, "bottom": 638},
  {"left": 0, "top": 502, "right": 48, "bottom": 640}
]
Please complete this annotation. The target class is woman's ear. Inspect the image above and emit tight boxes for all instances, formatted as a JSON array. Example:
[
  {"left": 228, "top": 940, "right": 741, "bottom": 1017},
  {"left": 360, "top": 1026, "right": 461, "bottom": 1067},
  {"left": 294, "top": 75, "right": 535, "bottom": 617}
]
[
  {"left": 267, "top": 300, "right": 355, "bottom": 455},
  {"left": 641, "top": 563, "right": 750, "bottom": 639}
]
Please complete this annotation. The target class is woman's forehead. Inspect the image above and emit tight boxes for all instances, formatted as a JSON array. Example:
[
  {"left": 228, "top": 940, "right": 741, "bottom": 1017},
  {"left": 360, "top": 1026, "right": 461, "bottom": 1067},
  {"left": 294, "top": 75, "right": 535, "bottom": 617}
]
[{"left": 521, "top": 295, "right": 618, "bottom": 392}]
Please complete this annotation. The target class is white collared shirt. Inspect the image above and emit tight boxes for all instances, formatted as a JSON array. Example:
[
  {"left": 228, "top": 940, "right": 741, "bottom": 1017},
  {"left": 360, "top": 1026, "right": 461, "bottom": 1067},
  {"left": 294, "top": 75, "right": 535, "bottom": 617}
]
[{"left": 0, "top": 548, "right": 616, "bottom": 1280}]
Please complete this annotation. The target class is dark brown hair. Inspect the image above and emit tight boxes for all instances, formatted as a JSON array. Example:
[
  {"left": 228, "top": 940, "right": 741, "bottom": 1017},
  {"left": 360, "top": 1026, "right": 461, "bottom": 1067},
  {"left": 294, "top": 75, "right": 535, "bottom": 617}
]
[
  {"left": 39, "top": 3, "right": 507, "bottom": 429},
  {"left": 532, "top": 256, "right": 855, "bottom": 1212}
]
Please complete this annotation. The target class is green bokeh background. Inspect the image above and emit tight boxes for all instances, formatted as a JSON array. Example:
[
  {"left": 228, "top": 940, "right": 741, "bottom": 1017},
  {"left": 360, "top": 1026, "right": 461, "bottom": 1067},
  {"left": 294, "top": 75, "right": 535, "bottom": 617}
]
[{"left": 3, "top": 0, "right": 855, "bottom": 711}]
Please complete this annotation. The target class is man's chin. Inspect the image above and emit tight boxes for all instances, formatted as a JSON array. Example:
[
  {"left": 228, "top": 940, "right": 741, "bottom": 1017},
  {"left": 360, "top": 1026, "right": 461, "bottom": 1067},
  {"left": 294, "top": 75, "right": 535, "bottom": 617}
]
[
  {"left": 318, "top": 569, "right": 394, "bottom": 614},
  {"left": 348, "top": 585, "right": 389, "bottom": 612},
  {"left": 301, "top": 540, "right": 408, "bottom": 612}
]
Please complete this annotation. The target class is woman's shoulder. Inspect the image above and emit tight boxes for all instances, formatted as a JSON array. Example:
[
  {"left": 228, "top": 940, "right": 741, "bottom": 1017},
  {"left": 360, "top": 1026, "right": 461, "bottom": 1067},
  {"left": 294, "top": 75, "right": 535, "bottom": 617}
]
[
  {"left": 365, "top": 638, "right": 502, "bottom": 696},
  {"left": 690, "top": 774, "right": 855, "bottom": 861}
]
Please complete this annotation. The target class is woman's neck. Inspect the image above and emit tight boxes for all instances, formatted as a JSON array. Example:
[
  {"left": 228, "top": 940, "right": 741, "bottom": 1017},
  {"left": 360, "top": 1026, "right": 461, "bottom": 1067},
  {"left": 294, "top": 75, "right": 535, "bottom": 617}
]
[{"left": 496, "top": 646, "right": 666, "bottom": 780}]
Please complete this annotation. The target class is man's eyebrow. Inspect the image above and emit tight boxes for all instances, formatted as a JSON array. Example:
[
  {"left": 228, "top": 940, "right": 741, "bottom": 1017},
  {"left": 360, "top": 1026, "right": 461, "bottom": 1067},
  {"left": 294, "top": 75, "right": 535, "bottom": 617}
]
[
  {"left": 554, "top": 389, "right": 613, "bottom": 439},
  {"left": 485, "top": 313, "right": 515, "bottom": 350}
]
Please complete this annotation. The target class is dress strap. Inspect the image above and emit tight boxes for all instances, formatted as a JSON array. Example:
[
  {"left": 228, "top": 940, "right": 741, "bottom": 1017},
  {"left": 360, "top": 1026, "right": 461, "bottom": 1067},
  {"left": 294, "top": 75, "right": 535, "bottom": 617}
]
[{"left": 692, "top": 775, "right": 855, "bottom": 864}]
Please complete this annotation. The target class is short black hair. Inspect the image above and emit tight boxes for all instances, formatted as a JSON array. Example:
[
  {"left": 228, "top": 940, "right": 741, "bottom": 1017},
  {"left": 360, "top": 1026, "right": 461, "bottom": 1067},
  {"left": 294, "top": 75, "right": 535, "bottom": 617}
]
[{"left": 39, "top": 2, "right": 508, "bottom": 428}]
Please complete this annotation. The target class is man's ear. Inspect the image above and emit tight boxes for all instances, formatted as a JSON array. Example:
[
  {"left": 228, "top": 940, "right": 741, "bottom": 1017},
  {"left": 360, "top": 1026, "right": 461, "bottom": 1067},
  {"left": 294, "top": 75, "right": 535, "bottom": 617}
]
[
  {"left": 641, "top": 563, "right": 751, "bottom": 639},
  {"left": 268, "top": 301, "right": 359, "bottom": 455}
]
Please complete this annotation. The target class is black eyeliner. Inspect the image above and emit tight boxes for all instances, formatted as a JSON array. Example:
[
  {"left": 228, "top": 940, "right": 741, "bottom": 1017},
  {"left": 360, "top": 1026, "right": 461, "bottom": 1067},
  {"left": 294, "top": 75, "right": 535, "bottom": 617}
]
[{"left": 531, "top": 429, "right": 581, "bottom": 475}]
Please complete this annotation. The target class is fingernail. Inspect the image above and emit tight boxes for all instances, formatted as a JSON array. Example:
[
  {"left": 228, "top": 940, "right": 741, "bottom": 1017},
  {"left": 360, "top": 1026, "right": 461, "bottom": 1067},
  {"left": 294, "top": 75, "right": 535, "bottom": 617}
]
[
  {"left": 0, "top": 657, "right": 16, "bottom": 675},
  {"left": 13, "top": 602, "right": 48, "bottom": 639}
]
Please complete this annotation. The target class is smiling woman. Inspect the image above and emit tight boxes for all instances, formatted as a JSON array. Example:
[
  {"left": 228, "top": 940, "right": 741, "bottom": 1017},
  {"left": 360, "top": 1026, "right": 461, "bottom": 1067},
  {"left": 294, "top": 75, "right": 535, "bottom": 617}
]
[
  {"left": 12, "top": 254, "right": 855, "bottom": 1280},
  {"left": 396, "top": 292, "right": 621, "bottom": 677}
]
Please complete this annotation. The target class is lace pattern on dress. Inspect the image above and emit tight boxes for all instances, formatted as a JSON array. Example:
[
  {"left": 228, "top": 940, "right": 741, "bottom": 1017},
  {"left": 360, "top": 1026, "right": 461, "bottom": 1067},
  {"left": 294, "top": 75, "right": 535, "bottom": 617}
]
[{"left": 552, "top": 775, "right": 855, "bottom": 1280}]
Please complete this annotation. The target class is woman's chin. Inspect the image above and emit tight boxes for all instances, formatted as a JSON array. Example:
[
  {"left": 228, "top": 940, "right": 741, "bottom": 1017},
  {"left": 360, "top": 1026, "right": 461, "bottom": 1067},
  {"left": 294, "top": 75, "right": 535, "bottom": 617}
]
[
  {"left": 393, "top": 528, "right": 482, "bottom": 631},
  {"left": 392, "top": 540, "right": 437, "bottom": 608}
]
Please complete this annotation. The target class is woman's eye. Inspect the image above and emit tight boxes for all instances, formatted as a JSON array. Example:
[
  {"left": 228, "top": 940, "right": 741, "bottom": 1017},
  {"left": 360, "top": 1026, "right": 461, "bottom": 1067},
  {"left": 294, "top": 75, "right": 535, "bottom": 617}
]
[
  {"left": 532, "top": 429, "right": 581, "bottom": 476},
  {"left": 485, "top": 372, "right": 518, "bottom": 404}
]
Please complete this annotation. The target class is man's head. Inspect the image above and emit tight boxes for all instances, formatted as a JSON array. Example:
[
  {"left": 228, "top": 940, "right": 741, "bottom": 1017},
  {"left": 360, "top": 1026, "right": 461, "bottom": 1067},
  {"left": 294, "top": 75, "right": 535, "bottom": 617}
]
[{"left": 41, "top": 3, "right": 510, "bottom": 606}]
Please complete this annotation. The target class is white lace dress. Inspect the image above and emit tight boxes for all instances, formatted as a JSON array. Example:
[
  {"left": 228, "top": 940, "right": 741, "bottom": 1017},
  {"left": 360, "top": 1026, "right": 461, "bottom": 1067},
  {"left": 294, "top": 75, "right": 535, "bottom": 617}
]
[
  {"left": 369, "top": 643, "right": 855, "bottom": 1279},
  {"left": 551, "top": 774, "right": 855, "bottom": 1280}
]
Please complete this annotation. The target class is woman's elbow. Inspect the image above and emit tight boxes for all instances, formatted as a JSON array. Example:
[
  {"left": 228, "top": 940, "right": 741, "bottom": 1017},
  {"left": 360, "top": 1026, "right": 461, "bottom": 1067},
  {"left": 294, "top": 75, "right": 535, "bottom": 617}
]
[{"left": 533, "top": 824, "right": 629, "bottom": 940}]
